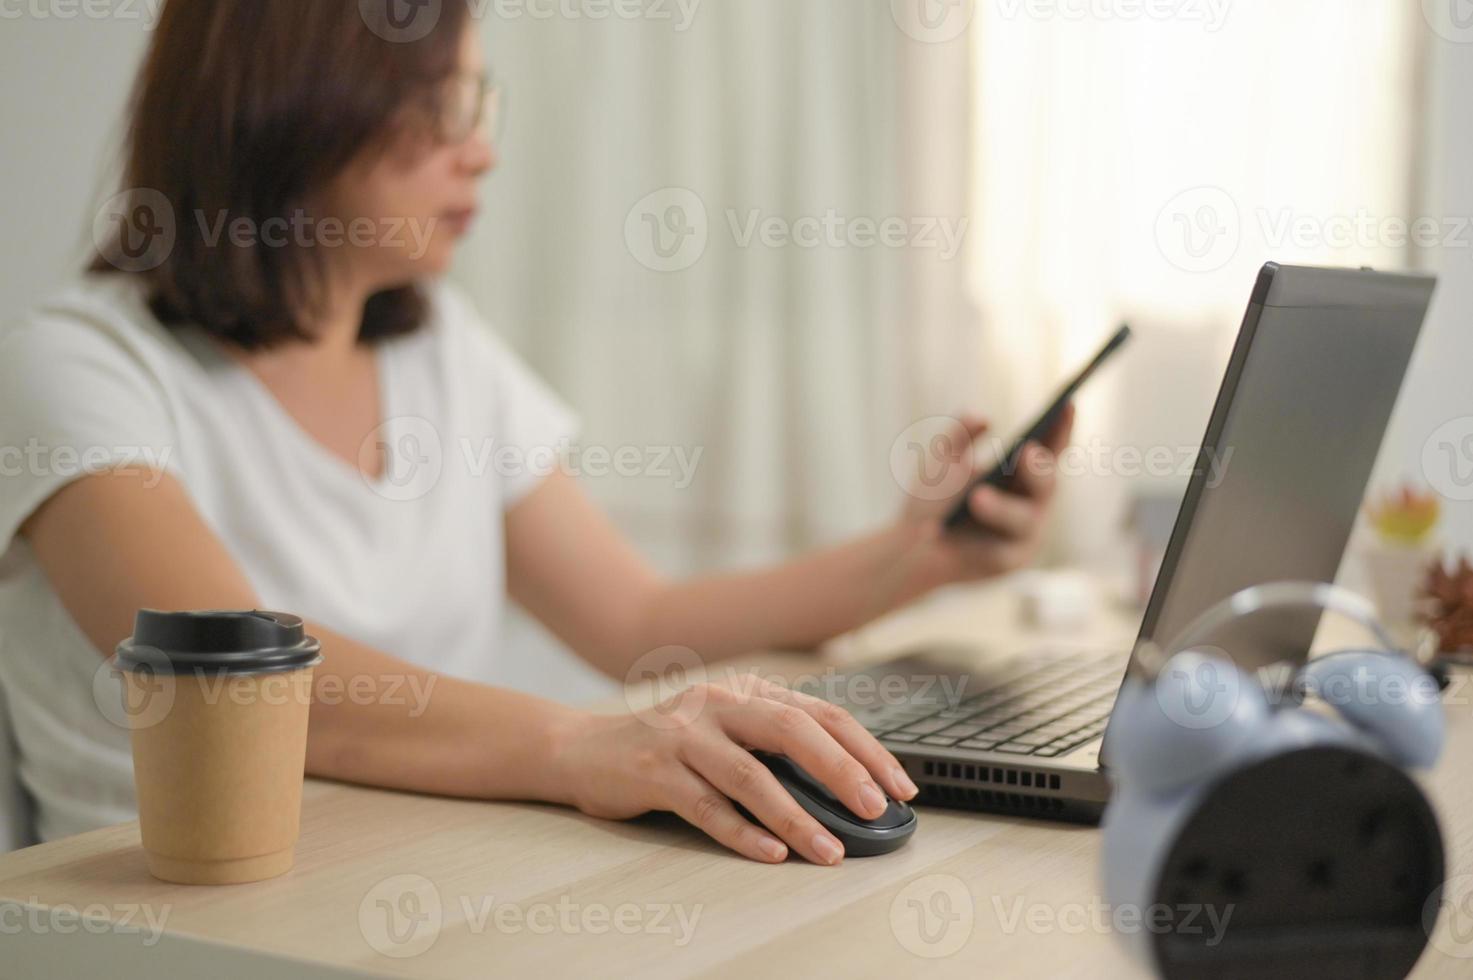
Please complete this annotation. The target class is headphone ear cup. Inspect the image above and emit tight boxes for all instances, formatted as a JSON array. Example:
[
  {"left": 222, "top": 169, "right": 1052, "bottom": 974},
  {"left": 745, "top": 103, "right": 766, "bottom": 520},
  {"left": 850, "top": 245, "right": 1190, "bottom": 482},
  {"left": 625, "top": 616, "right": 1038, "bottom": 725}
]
[
  {"left": 1107, "top": 652, "right": 1268, "bottom": 796},
  {"left": 1296, "top": 650, "right": 1444, "bottom": 769}
]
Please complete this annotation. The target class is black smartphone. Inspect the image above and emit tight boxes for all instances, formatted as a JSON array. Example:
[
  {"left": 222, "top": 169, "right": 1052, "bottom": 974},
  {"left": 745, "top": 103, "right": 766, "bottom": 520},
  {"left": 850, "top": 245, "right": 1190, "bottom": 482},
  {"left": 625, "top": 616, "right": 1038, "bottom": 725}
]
[{"left": 944, "top": 324, "right": 1132, "bottom": 531}]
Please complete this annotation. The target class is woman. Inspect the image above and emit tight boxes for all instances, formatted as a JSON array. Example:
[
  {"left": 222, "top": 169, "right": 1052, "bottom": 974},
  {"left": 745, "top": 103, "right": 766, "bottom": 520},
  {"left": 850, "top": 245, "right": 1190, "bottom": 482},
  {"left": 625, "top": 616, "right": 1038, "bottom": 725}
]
[{"left": 0, "top": 1, "right": 1069, "bottom": 864}]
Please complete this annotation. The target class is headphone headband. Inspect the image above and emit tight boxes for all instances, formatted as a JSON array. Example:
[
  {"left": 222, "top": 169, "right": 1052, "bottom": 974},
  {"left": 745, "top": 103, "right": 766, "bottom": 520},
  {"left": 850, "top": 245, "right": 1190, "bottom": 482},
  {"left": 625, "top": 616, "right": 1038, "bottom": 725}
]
[{"left": 1130, "top": 580, "right": 1415, "bottom": 682}]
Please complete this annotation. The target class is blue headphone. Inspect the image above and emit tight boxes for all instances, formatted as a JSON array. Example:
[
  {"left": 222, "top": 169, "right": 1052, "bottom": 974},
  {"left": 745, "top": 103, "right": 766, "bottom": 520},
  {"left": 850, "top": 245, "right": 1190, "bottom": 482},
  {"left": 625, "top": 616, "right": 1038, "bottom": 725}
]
[{"left": 1101, "top": 582, "right": 1446, "bottom": 979}]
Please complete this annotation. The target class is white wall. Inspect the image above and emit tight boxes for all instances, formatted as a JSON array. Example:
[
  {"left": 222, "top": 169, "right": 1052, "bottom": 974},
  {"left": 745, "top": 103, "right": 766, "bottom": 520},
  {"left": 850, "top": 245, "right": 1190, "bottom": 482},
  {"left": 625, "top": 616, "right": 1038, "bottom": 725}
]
[
  {"left": 1371, "top": 30, "right": 1473, "bottom": 553},
  {"left": 0, "top": 14, "right": 149, "bottom": 317}
]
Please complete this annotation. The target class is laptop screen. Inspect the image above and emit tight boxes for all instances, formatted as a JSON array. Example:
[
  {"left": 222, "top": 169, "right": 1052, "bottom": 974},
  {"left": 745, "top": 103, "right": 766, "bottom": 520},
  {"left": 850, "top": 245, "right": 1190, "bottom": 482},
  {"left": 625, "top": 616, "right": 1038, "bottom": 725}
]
[{"left": 1102, "top": 263, "right": 1435, "bottom": 761}]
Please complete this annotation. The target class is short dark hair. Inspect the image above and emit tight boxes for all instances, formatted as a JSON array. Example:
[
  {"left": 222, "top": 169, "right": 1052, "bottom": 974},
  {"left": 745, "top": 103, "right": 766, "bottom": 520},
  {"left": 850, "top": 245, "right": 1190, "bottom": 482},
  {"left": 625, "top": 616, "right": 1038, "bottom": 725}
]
[{"left": 91, "top": 0, "right": 472, "bottom": 349}]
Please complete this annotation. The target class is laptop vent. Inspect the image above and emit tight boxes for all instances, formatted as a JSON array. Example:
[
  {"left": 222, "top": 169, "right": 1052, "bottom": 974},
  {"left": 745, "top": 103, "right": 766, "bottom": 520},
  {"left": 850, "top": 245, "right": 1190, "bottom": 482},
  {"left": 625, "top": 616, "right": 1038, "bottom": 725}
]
[
  {"left": 920, "top": 783, "right": 1066, "bottom": 814},
  {"left": 919, "top": 759, "right": 1062, "bottom": 792},
  {"left": 916, "top": 759, "right": 1066, "bottom": 813}
]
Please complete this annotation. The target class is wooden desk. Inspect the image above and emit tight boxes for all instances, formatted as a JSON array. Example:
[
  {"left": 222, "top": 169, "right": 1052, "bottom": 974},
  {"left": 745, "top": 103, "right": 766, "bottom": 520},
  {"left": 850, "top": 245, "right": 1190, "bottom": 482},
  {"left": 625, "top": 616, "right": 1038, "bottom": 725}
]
[{"left": 2, "top": 582, "right": 1471, "bottom": 979}]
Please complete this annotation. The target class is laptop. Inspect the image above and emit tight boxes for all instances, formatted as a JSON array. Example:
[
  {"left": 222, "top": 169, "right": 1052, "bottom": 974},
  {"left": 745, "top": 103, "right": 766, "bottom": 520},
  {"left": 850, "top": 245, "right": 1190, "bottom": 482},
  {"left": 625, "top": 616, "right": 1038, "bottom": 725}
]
[{"left": 812, "top": 263, "right": 1437, "bottom": 823}]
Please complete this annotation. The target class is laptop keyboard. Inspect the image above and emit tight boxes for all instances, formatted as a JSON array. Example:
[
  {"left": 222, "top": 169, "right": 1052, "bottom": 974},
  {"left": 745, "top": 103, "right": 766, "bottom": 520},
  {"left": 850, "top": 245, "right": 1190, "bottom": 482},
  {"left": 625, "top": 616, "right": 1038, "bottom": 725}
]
[{"left": 844, "top": 653, "right": 1121, "bottom": 758}]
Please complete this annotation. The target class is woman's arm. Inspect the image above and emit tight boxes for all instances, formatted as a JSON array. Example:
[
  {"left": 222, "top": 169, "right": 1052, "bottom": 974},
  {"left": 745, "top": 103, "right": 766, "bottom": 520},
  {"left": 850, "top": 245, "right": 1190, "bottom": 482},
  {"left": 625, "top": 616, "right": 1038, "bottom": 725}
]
[
  {"left": 506, "top": 410, "right": 1073, "bottom": 677},
  {"left": 21, "top": 470, "right": 579, "bottom": 802},
  {"left": 21, "top": 469, "right": 918, "bottom": 864}
]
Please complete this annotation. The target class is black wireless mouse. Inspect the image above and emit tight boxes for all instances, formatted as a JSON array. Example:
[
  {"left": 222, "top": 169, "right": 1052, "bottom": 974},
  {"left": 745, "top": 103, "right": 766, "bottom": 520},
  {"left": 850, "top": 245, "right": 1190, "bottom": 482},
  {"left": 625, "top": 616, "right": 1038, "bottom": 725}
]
[{"left": 745, "top": 751, "right": 918, "bottom": 858}]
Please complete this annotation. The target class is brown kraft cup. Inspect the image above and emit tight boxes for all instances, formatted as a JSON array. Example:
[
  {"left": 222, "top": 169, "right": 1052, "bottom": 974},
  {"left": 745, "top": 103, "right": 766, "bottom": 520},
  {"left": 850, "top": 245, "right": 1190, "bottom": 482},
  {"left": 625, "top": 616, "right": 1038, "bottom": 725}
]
[{"left": 116, "top": 609, "right": 323, "bottom": 885}]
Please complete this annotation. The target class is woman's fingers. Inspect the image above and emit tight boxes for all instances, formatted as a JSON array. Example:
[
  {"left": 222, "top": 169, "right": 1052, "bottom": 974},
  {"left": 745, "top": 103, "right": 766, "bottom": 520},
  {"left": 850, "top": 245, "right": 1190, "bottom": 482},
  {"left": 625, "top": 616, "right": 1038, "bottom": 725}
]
[
  {"left": 669, "top": 769, "right": 790, "bottom": 864},
  {"left": 967, "top": 482, "right": 1042, "bottom": 540},
  {"left": 681, "top": 737, "right": 846, "bottom": 864},
  {"left": 1041, "top": 403, "right": 1076, "bottom": 453},
  {"left": 717, "top": 697, "right": 890, "bottom": 823},
  {"left": 751, "top": 681, "right": 919, "bottom": 802},
  {"left": 1010, "top": 442, "right": 1060, "bottom": 503}
]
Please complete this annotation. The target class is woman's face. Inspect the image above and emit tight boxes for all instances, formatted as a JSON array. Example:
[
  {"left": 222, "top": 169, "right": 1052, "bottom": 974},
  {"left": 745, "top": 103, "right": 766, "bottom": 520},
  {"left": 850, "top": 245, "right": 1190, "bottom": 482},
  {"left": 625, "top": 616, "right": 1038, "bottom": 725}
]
[{"left": 321, "top": 27, "right": 496, "bottom": 290}]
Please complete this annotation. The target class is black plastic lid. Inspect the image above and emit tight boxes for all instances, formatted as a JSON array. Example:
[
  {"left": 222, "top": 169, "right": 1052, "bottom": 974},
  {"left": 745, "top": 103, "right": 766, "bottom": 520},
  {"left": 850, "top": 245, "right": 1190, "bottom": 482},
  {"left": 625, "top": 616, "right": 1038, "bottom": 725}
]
[{"left": 115, "top": 609, "right": 323, "bottom": 675}]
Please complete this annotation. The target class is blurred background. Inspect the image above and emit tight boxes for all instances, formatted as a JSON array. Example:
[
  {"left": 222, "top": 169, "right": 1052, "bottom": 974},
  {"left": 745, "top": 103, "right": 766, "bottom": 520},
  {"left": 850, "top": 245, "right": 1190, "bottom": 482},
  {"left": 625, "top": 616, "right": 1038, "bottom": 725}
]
[{"left": 3, "top": 1, "right": 1471, "bottom": 698}]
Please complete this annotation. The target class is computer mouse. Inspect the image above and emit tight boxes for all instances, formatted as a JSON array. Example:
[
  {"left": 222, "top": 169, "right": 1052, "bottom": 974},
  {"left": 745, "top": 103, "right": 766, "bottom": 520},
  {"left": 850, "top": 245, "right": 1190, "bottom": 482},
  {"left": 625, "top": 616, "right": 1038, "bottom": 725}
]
[{"left": 743, "top": 751, "right": 918, "bottom": 858}]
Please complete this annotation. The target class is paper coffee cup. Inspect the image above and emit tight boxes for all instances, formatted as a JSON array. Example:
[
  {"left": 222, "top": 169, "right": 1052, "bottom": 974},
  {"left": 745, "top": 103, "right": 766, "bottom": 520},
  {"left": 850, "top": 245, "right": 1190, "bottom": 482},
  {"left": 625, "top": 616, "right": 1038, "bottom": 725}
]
[{"left": 116, "top": 609, "right": 323, "bottom": 885}]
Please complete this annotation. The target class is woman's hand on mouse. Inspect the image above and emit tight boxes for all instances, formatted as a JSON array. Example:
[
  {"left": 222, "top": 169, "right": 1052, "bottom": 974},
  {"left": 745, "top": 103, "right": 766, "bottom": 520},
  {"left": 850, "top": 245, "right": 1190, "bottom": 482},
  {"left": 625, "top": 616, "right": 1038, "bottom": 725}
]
[
  {"left": 548, "top": 674, "right": 919, "bottom": 865},
  {"left": 898, "top": 406, "right": 1073, "bottom": 586}
]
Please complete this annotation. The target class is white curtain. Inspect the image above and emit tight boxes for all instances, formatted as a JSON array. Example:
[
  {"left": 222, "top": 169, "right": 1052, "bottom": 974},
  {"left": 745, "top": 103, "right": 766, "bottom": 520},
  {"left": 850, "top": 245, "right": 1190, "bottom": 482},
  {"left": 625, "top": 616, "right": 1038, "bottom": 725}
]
[
  {"left": 969, "top": 1, "right": 1424, "bottom": 567},
  {"left": 456, "top": 2, "right": 972, "bottom": 695}
]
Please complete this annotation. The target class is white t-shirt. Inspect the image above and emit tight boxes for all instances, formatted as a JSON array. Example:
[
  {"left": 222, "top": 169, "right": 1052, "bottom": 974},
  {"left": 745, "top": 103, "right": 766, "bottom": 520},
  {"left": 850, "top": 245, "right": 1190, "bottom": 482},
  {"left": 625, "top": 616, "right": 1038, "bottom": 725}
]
[{"left": 0, "top": 274, "right": 578, "bottom": 842}]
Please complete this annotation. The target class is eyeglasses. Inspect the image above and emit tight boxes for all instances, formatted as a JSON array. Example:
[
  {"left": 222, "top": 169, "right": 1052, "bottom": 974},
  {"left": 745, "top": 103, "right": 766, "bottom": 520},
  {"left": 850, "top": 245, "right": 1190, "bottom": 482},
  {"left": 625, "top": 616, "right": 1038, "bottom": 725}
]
[{"left": 436, "top": 71, "right": 504, "bottom": 145}]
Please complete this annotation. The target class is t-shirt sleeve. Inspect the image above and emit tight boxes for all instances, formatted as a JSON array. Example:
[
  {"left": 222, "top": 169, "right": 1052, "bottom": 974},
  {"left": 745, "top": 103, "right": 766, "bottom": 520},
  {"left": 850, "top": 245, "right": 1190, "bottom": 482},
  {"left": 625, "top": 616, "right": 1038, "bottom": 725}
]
[
  {"left": 437, "top": 287, "right": 581, "bottom": 509},
  {"left": 0, "top": 312, "right": 179, "bottom": 556}
]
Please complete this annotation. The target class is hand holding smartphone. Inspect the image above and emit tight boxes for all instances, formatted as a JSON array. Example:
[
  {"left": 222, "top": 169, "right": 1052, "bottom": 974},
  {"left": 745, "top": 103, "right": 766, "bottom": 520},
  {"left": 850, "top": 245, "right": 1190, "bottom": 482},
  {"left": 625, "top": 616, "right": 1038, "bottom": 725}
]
[{"left": 944, "top": 325, "right": 1132, "bottom": 532}]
